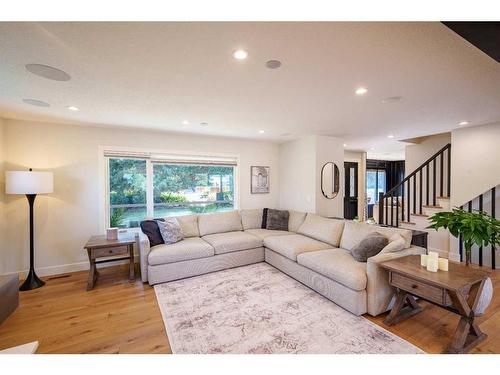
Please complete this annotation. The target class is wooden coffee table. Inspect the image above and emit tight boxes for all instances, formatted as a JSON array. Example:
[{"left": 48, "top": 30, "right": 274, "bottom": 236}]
[
  {"left": 380, "top": 255, "right": 490, "bottom": 354},
  {"left": 83, "top": 234, "right": 138, "bottom": 291}
]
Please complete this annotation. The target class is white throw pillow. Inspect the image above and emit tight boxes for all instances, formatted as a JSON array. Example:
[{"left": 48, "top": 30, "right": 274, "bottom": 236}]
[
  {"left": 157, "top": 217, "right": 184, "bottom": 244},
  {"left": 379, "top": 234, "right": 406, "bottom": 253}
]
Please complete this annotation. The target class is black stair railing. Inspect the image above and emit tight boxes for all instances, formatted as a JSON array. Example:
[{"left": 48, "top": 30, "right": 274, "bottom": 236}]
[
  {"left": 378, "top": 143, "right": 451, "bottom": 227},
  {"left": 459, "top": 185, "right": 498, "bottom": 269}
]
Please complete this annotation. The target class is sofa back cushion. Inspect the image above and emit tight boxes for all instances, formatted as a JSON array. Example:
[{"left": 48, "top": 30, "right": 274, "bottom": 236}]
[
  {"left": 288, "top": 210, "right": 307, "bottom": 232},
  {"left": 297, "top": 213, "right": 345, "bottom": 247},
  {"left": 176, "top": 214, "right": 200, "bottom": 238},
  {"left": 340, "top": 221, "right": 412, "bottom": 251},
  {"left": 240, "top": 209, "right": 263, "bottom": 230},
  {"left": 198, "top": 210, "right": 243, "bottom": 236}
]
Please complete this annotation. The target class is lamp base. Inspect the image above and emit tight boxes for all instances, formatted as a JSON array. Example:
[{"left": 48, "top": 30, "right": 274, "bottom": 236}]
[{"left": 19, "top": 268, "right": 45, "bottom": 291}]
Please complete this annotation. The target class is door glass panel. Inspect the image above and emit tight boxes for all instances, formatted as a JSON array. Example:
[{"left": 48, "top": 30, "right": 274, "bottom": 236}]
[{"left": 349, "top": 167, "right": 355, "bottom": 197}]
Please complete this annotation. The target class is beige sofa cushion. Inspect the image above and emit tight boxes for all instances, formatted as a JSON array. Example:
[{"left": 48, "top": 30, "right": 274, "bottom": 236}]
[
  {"left": 202, "top": 231, "right": 262, "bottom": 255},
  {"left": 198, "top": 210, "right": 243, "bottom": 236},
  {"left": 340, "top": 221, "right": 412, "bottom": 251},
  {"left": 297, "top": 248, "right": 367, "bottom": 291},
  {"left": 297, "top": 213, "right": 345, "bottom": 247},
  {"left": 245, "top": 228, "right": 293, "bottom": 240},
  {"left": 148, "top": 237, "right": 214, "bottom": 265},
  {"left": 240, "top": 209, "right": 263, "bottom": 230},
  {"left": 175, "top": 214, "right": 199, "bottom": 238},
  {"left": 288, "top": 210, "right": 307, "bottom": 232},
  {"left": 264, "top": 234, "right": 332, "bottom": 261}
]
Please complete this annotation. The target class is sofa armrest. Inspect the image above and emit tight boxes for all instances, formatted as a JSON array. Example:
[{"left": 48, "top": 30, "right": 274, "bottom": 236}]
[
  {"left": 365, "top": 245, "right": 425, "bottom": 316},
  {"left": 137, "top": 232, "right": 151, "bottom": 282}
]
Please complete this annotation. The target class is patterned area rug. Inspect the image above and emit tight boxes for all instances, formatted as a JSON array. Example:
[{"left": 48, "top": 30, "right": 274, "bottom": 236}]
[{"left": 154, "top": 263, "right": 423, "bottom": 354}]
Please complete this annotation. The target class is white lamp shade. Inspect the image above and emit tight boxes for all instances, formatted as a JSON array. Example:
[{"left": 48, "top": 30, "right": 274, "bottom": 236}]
[{"left": 5, "top": 171, "right": 54, "bottom": 195}]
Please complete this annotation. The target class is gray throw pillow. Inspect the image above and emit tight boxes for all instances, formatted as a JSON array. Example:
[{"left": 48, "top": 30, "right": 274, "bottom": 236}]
[
  {"left": 350, "top": 232, "right": 388, "bottom": 262},
  {"left": 157, "top": 217, "right": 184, "bottom": 245},
  {"left": 266, "top": 209, "right": 289, "bottom": 231}
]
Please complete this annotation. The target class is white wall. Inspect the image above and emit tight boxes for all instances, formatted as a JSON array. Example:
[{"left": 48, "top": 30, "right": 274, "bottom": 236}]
[
  {"left": 344, "top": 151, "right": 367, "bottom": 219},
  {"left": 1, "top": 119, "right": 280, "bottom": 276},
  {"left": 450, "top": 122, "right": 500, "bottom": 207},
  {"left": 278, "top": 136, "right": 316, "bottom": 213},
  {"left": 0, "top": 118, "right": 5, "bottom": 275},
  {"left": 279, "top": 135, "right": 344, "bottom": 217},
  {"left": 404, "top": 132, "right": 451, "bottom": 176}
]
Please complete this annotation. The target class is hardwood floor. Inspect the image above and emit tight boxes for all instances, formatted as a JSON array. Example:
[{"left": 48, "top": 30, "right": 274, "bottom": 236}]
[
  {"left": 0, "top": 265, "right": 171, "bottom": 353},
  {"left": 0, "top": 263, "right": 498, "bottom": 354}
]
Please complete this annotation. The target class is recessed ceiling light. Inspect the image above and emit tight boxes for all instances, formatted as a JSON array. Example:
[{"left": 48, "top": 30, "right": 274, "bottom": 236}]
[
  {"left": 265, "top": 60, "right": 282, "bottom": 69},
  {"left": 388, "top": 134, "right": 394, "bottom": 139},
  {"left": 259, "top": 130, "right": 265, "bottom": 134},
  {"left": 459, "top": 121, "right": 469, "bottom": 126},
  {"left": 370, "top": 147, "right": 375, "bottom": 151},
  {"left": 343, "top": 143, "right": 347, "bottom": 147},
  {"left": 25, "top": 64, "right": 71, "bottom": 81},
  {"left": 67, "top": 106, "right": 79, "bottom": 111},
  {"left": 232, "top": 49, "right": 248, "bottom": 60},
  {"left": 355, "top": 87, "right": 368, "bottom": 95},
  {"left": 22, "top": 98, "right": 50, "bottom": 107},
  {"left": 182, "top": 120, "right": 189, "bottom": 125},
  {"left": 200, "top": 122, "right": 209, "bottom": 127}
]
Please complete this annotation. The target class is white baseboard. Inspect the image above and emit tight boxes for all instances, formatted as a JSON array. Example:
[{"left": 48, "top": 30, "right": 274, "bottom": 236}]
[{"left": 1, "top": 253, "right": 140, "bottom": 279}]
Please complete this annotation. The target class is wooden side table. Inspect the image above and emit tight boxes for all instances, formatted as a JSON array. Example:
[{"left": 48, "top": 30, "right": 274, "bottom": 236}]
[
  {"left": 380, "top": 255, "right": 490, "bottom": 354},
  {"left": 83, "top": 234, "right": 137, "bottom": 291}
]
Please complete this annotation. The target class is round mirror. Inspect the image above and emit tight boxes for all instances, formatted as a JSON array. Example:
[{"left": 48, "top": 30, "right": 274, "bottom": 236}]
[{"left": 321, "top": 162, "right": 340, "bottom": 199}]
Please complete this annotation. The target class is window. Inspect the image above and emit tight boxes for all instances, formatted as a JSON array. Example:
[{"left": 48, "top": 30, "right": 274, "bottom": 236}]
[
  {"left": 153, "top": 164, "right": 234, "bottom": 217},
  {"left": 108, "top": 158, "right": 147, "bottom": 228},
  {"left": 366, "top": 169, "right": 386, "bottom": 204},
  {"left": 105, "top": 152, "right": 237, "bottom": 228}
]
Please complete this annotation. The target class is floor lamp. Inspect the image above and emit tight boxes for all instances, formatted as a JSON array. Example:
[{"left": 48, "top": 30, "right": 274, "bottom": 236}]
[{"left": 5, "top": 169, "right": 54, "bottom": 291}]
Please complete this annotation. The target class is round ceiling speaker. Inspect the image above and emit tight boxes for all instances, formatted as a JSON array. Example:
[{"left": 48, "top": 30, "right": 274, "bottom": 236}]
[
  {"left": 25, "top": 64, "right": 71, "bottom": 81},
  {"left": 265, "top": 60, "right": 282, "bottom": 69},
  {"left": 22, "top": 98, "right": 50, "bottom": 107},
  {"left": 382, "top": 96, "right": 402, "bottom": 103}
]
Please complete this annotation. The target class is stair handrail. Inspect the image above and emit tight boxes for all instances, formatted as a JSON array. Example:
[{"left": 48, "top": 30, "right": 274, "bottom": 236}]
[
  {"left": 383, "top": 143, "right": 451, "bottom": 199},
  {"left": 378, "top": 143, "right": 451, "bottom": 226}
]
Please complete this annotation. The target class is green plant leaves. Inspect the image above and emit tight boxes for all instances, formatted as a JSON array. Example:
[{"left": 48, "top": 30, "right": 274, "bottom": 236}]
[{"left": 427, "top": 207, "right": 500, "bottom": 249}]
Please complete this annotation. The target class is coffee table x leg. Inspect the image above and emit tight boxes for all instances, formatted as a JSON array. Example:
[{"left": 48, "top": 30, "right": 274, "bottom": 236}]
[
  {"left": 384, "top": 289, "right": 423, "bottom": 326},
  {"left": 446, "top": 279, "right": 487, "bottom": 354}
]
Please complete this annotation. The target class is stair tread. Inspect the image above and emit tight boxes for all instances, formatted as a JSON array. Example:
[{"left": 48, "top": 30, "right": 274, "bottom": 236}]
[
  {"left": 423, "top": 205, "right": 443, "bottom": 209},
  {"left": 400, "top": 221, "right": 416, "bottom": 225},
  {"left": 437, "top": 196, "right": 450, "bottom": 200},
  {"left": 411, "top": 213, "right": 429, "bottom": 217}
]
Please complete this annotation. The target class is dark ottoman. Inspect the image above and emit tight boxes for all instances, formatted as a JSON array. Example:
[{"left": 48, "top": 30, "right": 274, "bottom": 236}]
[{"left": 0, "top": 274, "right": 19, "bottom": 325}]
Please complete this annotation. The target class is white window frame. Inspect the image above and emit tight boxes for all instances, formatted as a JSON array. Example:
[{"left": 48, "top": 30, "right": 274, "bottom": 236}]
[{"left": 98, "top": 146, "right": 240, "bottom": 232}]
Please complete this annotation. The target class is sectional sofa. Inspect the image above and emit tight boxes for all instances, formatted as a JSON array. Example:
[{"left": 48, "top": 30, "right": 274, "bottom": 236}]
[{"left": 137, "top": 209, "right": 425, "bottom": 316}]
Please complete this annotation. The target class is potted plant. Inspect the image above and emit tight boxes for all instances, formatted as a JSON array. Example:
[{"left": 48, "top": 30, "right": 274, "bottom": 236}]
[{"left": 427, "top": 208, "right": 500, "bottom": 266}]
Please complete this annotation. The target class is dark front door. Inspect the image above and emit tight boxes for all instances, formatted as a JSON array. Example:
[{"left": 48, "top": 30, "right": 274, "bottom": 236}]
[{"left": 344, "top": 162, "right": 358, "bottom": 219}]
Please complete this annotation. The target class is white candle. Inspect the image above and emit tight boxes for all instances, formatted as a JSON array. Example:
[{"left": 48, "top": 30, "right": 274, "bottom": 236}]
[
  {"left": 420, "top": 254, "right": 428, "bottom": 267},
  {"left": 438, "top": 258, "right": 449, "bottom": 271},
  {"left": 428, "top": 251, "right": 439, "bottom": 260},
  {"left": 426, "top": 258, "right": 438, "bottom": 272}
]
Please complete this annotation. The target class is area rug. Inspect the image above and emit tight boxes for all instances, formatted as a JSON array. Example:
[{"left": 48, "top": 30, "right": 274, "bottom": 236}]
[{"left": 154, "top": 263, "right": 423, "bottom": 354}]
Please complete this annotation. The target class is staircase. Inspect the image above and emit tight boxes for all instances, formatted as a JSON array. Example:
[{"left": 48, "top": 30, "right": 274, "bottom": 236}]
[
  {"left": 457, "top": 186, "right": 499, "bottom": 268},
  {"left": 377, "top": 143, "right": 499, "bottom": 269}
]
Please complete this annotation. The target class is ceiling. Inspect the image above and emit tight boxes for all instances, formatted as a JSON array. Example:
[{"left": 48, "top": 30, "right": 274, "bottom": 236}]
[{"left": 0, "top": 22, "right": 499, "bottom": 160}]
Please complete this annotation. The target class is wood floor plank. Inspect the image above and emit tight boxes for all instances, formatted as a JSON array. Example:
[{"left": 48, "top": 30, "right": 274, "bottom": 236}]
[{"left": 0, "top": 263, "right": 497, "bottom": 354}]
